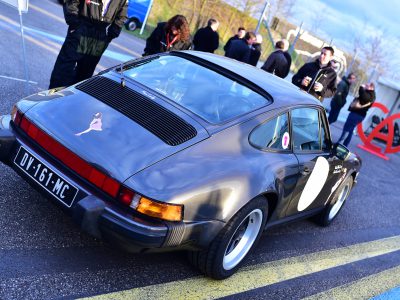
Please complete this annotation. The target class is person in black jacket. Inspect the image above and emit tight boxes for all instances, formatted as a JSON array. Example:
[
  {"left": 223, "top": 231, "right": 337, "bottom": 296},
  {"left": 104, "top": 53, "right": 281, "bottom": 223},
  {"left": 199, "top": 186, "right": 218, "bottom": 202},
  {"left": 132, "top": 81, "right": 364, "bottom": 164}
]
[
  {"left": 261, "top": 39, "right": 291, "bottom": 78},
  {"left": 249, "top": 34, "right": 262, "bottom": 67},
  {"left": 292, "top": 46, "right": 337, "bottom": 101},
  {"left": 49, "top": 0, "right": 128, "bottom": 89},
  {"left": 193, "top": 18, "right": 219, "bottom": 53},
  {"left": 225, "top": 32, "right": 257, "bottom": 64},
  {"left": 224, "top": 27, "right": 246, "bottom": 56},
  {"left": 338, "top": 83, "right": 376, "bottom": 146},
  {"left": 328, "top": 73, "right": 357, "bottom": 124},
  {"left": 143, "top": 15, "right": 192, "bottom": 56}
]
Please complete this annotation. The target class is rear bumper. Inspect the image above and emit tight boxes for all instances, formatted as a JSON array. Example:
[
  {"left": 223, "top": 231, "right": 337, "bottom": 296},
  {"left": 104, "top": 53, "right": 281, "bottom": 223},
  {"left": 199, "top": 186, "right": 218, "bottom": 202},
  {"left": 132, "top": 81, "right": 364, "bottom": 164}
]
[
  {"left": 0, "top": 120, "right": 224, "bottom": 252},
  {"left": 0, "top": 115, "right": 16, "bottom": 164},
  {"left": 73, "top": 194, "right": 224, "bottom": 252}
]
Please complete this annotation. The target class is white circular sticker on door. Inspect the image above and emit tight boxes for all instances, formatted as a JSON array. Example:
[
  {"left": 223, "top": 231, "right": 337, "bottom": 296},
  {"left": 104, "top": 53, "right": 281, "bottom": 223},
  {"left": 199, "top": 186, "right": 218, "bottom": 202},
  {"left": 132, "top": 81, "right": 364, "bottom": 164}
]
[
  {"left": 282, "top": 132, "right": 290, "bottom": 149},
  {"left": 297, "top": 156, "right": 330, "bottom": 211}
]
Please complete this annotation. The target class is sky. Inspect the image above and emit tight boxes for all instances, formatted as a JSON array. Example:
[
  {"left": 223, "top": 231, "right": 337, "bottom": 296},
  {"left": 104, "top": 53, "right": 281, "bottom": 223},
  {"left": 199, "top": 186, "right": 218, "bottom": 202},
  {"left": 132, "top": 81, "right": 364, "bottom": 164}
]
[{"left": 286, "top": 0, "right": 400, "bottom": 80}]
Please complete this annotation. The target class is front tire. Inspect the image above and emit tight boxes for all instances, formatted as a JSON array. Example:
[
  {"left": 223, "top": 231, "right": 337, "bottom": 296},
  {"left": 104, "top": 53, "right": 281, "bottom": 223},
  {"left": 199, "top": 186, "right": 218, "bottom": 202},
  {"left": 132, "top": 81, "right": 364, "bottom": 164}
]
[
  {"left": 188, "top": 197, "right": 268, "bottom": 279},
  {"left": 315, "top": 176, "right": 353, "bottom": 226}
]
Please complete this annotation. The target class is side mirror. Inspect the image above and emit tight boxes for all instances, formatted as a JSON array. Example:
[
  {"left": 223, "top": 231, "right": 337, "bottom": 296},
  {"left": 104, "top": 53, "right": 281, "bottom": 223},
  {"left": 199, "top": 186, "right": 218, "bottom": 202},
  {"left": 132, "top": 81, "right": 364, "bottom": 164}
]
[{"left": 332, "top": 143, "right": 350, "bottom": 160}]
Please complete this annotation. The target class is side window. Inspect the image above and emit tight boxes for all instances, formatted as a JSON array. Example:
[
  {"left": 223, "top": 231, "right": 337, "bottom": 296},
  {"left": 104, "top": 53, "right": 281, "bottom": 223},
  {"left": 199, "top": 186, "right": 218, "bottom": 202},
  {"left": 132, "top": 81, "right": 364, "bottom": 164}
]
[
  {"left": 292, "top": 108, "right": 321, "bottom": 151},
  {"left": 250, "top": 113, "right": 290, "bottom": 150}
]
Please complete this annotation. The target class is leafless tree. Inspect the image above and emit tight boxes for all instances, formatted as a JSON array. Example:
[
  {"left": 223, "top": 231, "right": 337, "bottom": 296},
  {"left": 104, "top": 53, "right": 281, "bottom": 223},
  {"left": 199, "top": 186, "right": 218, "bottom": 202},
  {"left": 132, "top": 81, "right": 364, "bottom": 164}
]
[{"left": 269, "top": 0, "right": 297, "bottom": 19}]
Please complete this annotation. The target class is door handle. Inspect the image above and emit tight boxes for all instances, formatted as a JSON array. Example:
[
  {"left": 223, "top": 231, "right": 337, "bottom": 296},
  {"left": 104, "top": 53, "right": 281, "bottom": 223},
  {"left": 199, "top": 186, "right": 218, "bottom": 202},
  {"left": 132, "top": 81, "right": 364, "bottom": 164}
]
[{"left": 301, "top": 166, "right": 310, "bottom": 175}]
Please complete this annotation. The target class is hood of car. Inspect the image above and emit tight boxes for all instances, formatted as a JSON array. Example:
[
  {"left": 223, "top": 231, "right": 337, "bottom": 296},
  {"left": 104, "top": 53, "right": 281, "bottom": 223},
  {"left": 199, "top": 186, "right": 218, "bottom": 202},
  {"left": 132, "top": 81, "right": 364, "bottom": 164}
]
[{"left": 22, "top": 77, "right": 209, "bottom": 182}]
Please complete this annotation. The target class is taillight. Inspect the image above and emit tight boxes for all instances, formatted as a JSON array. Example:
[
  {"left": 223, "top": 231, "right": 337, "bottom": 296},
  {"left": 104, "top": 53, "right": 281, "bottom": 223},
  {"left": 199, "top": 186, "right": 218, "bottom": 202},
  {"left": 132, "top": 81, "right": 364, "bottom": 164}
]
[{"left": 118, "top": 187, "right": 183, "bottom": 222}]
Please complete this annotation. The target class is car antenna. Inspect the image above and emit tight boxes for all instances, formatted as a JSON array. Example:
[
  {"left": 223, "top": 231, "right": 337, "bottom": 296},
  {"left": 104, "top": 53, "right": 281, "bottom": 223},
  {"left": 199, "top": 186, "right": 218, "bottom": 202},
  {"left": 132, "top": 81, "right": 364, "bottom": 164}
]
[{"left": 120, "top": 61, "right": 126, "bottom": 88}]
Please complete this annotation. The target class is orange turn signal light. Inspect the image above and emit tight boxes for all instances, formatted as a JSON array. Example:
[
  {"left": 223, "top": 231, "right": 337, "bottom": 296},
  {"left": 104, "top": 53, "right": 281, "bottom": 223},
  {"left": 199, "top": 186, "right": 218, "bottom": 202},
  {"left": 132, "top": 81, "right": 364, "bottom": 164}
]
[{"left": 136, "top": 197, "right": 183, "bottom": 222}]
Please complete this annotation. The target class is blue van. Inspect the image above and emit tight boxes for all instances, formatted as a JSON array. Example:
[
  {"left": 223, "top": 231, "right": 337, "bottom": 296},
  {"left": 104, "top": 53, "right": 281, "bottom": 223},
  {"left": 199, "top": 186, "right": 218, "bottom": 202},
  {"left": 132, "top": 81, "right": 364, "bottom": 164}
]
[{"left": 125, "top": 0, "right": 152, "bottom": 31}]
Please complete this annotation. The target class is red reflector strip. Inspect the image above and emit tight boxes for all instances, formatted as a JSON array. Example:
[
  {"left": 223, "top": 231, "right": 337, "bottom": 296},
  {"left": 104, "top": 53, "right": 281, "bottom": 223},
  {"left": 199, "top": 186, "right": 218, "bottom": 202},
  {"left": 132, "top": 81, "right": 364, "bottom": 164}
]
[
  {"left": 20, "top": 117, "right": 30, "bottom": 132},
  {"left": 103, "top": 177, "right": 120, "bottom": 198},
  {"left": 119, "top": 186, "right": 135, "bottom": 206},
  {"left": 14, "top": 110, "right": 22, "bottom": 126},
  {"left": 89, "top": 168, "right": 106, "bottom": 188},
  {"left": 18, "top": 115, "right": 121, "bottom": 198}
]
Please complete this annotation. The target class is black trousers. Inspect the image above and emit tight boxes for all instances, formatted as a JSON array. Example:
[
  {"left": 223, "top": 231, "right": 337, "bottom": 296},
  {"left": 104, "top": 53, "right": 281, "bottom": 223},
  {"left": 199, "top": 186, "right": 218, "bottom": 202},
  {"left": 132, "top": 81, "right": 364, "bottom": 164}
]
[{"left": 49, "top": 23, "right": 110, "bottom": 89}]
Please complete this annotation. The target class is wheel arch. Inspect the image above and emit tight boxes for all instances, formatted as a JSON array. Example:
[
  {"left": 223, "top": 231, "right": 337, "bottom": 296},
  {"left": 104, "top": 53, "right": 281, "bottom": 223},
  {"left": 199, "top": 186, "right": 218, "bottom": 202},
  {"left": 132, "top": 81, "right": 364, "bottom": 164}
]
[{"left": 260, "top": 191, "right": 278, "bottom": 221}]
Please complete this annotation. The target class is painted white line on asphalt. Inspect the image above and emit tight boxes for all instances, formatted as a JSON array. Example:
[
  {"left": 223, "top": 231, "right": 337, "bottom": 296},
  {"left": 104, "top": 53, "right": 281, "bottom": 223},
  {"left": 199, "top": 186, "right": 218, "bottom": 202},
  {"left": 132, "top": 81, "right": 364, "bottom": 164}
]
[
  {"left": 0, "top": 75, "right": 38, "bottom": 84},
  {"left": 81, "top": 235, "right": 400, "bottom": 300}
]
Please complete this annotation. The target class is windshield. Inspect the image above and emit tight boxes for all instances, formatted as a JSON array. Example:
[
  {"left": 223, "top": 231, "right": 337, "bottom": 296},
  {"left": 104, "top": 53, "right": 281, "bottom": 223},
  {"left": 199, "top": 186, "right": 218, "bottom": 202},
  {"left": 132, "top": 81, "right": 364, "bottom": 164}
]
[{"left": 124, "top": 56, "right": 269, "bottom": 123}]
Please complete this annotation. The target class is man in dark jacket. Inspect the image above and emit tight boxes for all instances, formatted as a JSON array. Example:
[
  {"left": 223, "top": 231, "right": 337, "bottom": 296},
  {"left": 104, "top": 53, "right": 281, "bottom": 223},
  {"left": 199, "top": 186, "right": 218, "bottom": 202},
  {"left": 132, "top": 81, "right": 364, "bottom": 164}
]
[
  {"left": 328, "top": 73, "right": 357, "bottom": 124},
  {"left": 292, "top": 46, "right": 337, "bottom": 101},
  {"left": 225, "top": 32, "right": 256, "bottom": 64},
  {"left": 49, "top": 0, "right": 128, "bottom": 89},
  {"left": 261, "top": 39, "right": 291, "bottom": 78},
  {"left": 193, "top": 19, "right": 219, "bottom": 53},
  {"left": 224, "top": 27, "right": 246, "bottom": 56},
  {"left": 249, "top": 33, "right": 262, "bottom": 66}
]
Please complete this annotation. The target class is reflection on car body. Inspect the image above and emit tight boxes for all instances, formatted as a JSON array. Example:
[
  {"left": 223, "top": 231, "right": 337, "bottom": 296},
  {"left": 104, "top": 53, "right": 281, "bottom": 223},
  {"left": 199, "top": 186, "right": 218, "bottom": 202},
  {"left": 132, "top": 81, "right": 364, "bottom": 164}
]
[{"left": 0, "top": 51, "right": 361, "bottom": 279}]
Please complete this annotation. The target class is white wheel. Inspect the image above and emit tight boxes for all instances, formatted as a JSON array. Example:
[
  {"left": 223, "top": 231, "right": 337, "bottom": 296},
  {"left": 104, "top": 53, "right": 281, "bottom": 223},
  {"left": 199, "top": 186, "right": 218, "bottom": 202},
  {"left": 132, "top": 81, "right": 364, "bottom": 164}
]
[{"left": 223, "top": 209, "right": 263, "bottom": 270}]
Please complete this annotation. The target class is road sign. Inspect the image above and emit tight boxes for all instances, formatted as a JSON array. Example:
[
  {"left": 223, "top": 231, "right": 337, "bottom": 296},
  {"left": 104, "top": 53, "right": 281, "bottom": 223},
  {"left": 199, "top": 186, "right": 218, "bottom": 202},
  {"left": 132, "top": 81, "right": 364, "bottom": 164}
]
[{"left": 0, "top": 0, "right": 29, "bottom": 13}]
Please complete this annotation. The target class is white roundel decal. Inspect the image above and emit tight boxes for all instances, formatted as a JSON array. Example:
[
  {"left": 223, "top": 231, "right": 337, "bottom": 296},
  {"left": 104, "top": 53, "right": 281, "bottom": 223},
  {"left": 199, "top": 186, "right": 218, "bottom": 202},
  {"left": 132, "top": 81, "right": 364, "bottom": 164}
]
[
  {"left": 282, "top": 132, "right": 290, "bottom": 149},
  {"left": 297, "top": 156, "right": 330, "bottom": 211}
]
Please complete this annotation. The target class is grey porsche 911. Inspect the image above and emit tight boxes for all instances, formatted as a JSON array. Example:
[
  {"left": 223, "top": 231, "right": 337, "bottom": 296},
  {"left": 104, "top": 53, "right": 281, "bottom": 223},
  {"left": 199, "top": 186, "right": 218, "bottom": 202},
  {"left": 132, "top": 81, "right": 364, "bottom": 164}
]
[{"left": 0, "top": 51, "right": 361, "bottom": 279}]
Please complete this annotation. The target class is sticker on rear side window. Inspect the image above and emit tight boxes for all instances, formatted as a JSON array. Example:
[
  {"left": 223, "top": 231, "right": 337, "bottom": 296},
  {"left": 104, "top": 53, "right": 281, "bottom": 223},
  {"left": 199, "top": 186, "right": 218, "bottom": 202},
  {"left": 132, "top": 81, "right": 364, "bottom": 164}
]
[{"left": 282, "top": 132, "right": 290, "bottom": 149}]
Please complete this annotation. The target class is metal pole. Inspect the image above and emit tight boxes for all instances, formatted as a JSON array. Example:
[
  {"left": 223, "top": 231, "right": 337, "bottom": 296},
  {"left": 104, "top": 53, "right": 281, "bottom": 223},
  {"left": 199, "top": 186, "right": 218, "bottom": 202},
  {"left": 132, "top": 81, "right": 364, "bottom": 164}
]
[
  {"left": 288, "top": 21, "right": 303, "bottom": 55},
  {"left": 255, "top": 1, "right": 269, "bottom": 34},
  {"left": 140, "top": 0, "right": 154, "bottom": 35},
  {"left": 18, "top": 9, "right": 29, "bottom": 95}
]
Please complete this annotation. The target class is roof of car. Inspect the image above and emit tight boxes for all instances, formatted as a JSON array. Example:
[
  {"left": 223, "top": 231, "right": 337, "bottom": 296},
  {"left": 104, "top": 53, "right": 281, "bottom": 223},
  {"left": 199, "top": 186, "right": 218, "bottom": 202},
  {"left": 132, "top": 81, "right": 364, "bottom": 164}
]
[{"left": 173, "top": 51, "right": 321, "bottom": 109}]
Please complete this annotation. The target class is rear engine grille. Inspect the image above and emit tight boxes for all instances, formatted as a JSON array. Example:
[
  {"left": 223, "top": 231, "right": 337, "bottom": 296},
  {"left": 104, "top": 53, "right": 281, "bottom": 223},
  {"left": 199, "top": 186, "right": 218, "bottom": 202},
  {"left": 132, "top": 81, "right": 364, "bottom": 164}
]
[{"left": 76, "top": 76, "right": 197, "bottom": 146}]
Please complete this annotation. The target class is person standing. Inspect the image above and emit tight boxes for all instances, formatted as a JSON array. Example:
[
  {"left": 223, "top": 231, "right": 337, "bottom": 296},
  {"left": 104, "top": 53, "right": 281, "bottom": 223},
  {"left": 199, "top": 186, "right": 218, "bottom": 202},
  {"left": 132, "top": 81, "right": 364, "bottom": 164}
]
[
  {"left": 224, "top": 27, "right": 246, "bottom": 56},
  {"left": 143, "top": 15, "right": 192, "bottom": 56},
  {"left": 193, "top": 19, "right": 219, "bottom": 53},
  {"left": 261, "top": 39, "right": 291, "bottom": 78},
  {"left": 249, "top": 33, "right": 263, "bottom": 67},
  {"left": 49, "top": 0, "right": 128, "bottom": 89},
  {"left": 292, "top": 46, "right": 337, "bottom": 101},
  {"left": 328, "top": 73, "right": 357, "bottom": 124},
  {"left": 225, "top": 32, "right": 257, "bottom": 64},
  {"left": 337, "top": 83, "right": 376, "bottom": 147}
]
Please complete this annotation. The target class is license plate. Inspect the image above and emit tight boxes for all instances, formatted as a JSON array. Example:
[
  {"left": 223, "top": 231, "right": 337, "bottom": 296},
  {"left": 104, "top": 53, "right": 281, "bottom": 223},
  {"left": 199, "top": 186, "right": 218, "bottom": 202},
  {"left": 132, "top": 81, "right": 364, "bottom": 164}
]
[{"left": 14, "top": 146, "right": 79, "bottom": 207}]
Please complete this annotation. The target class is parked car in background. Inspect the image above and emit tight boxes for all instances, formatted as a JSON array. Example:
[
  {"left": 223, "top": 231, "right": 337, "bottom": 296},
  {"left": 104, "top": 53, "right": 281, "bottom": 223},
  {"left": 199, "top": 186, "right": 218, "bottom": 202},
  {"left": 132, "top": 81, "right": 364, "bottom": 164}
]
[
  {"left": 125, "top": 0, "right": 151, "bottom": 31},
  {"left": 0, "top": 51, "right": 362, "bottom": 279}
]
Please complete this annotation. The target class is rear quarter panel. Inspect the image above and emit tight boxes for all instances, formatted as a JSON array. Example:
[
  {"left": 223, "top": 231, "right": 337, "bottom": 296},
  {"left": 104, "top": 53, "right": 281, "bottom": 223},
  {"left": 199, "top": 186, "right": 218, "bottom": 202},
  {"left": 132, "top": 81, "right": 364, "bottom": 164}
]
[{"left": 125, "top": 109, "right": 300, "bottom": 223}]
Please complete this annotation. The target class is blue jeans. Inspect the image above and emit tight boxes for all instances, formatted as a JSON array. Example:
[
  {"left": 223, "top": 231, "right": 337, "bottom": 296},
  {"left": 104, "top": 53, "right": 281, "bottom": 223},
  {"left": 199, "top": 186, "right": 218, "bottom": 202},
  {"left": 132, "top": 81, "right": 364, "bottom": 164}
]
[{"left": 338, "top": 112, "right": 364, "bottom": 146}]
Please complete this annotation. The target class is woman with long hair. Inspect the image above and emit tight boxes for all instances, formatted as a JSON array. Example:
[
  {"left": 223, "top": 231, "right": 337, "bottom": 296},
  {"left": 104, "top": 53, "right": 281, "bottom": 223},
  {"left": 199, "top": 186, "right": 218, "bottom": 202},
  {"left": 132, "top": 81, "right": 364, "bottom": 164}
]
[
  {"left": 143, "top": 15, "right": 191, "bottom": 56},
  {"left": 338, "top": 82, "right": 376, "bottom": 147}
]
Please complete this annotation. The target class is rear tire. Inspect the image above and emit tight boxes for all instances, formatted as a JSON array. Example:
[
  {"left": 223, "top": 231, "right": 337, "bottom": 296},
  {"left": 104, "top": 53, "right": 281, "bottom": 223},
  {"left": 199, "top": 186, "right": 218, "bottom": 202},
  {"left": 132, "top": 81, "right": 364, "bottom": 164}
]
[
  {"left": 188, "top": 197, "right": 268, "bottom": 279},
  {"left": 315, "top": 176, "right": 353, "bottom": 226}
]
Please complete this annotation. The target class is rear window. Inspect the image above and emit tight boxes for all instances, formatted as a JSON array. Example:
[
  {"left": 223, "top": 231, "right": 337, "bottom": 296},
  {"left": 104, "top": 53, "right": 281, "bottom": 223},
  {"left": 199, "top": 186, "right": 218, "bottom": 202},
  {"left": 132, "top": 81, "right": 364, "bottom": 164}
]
[{"left": 124, "top": 56, "right": 269, "bottom": 123}]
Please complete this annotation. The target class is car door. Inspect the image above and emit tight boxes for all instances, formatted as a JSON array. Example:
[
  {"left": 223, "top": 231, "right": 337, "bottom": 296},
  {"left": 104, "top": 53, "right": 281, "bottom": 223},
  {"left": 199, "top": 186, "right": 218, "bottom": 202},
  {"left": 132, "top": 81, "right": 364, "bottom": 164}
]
[
  {"left": 249, "top": 112, "right": 300, "bottom": 221},
  {"left": 284, "top": 106, "right": 344, "bottom": 216}
]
